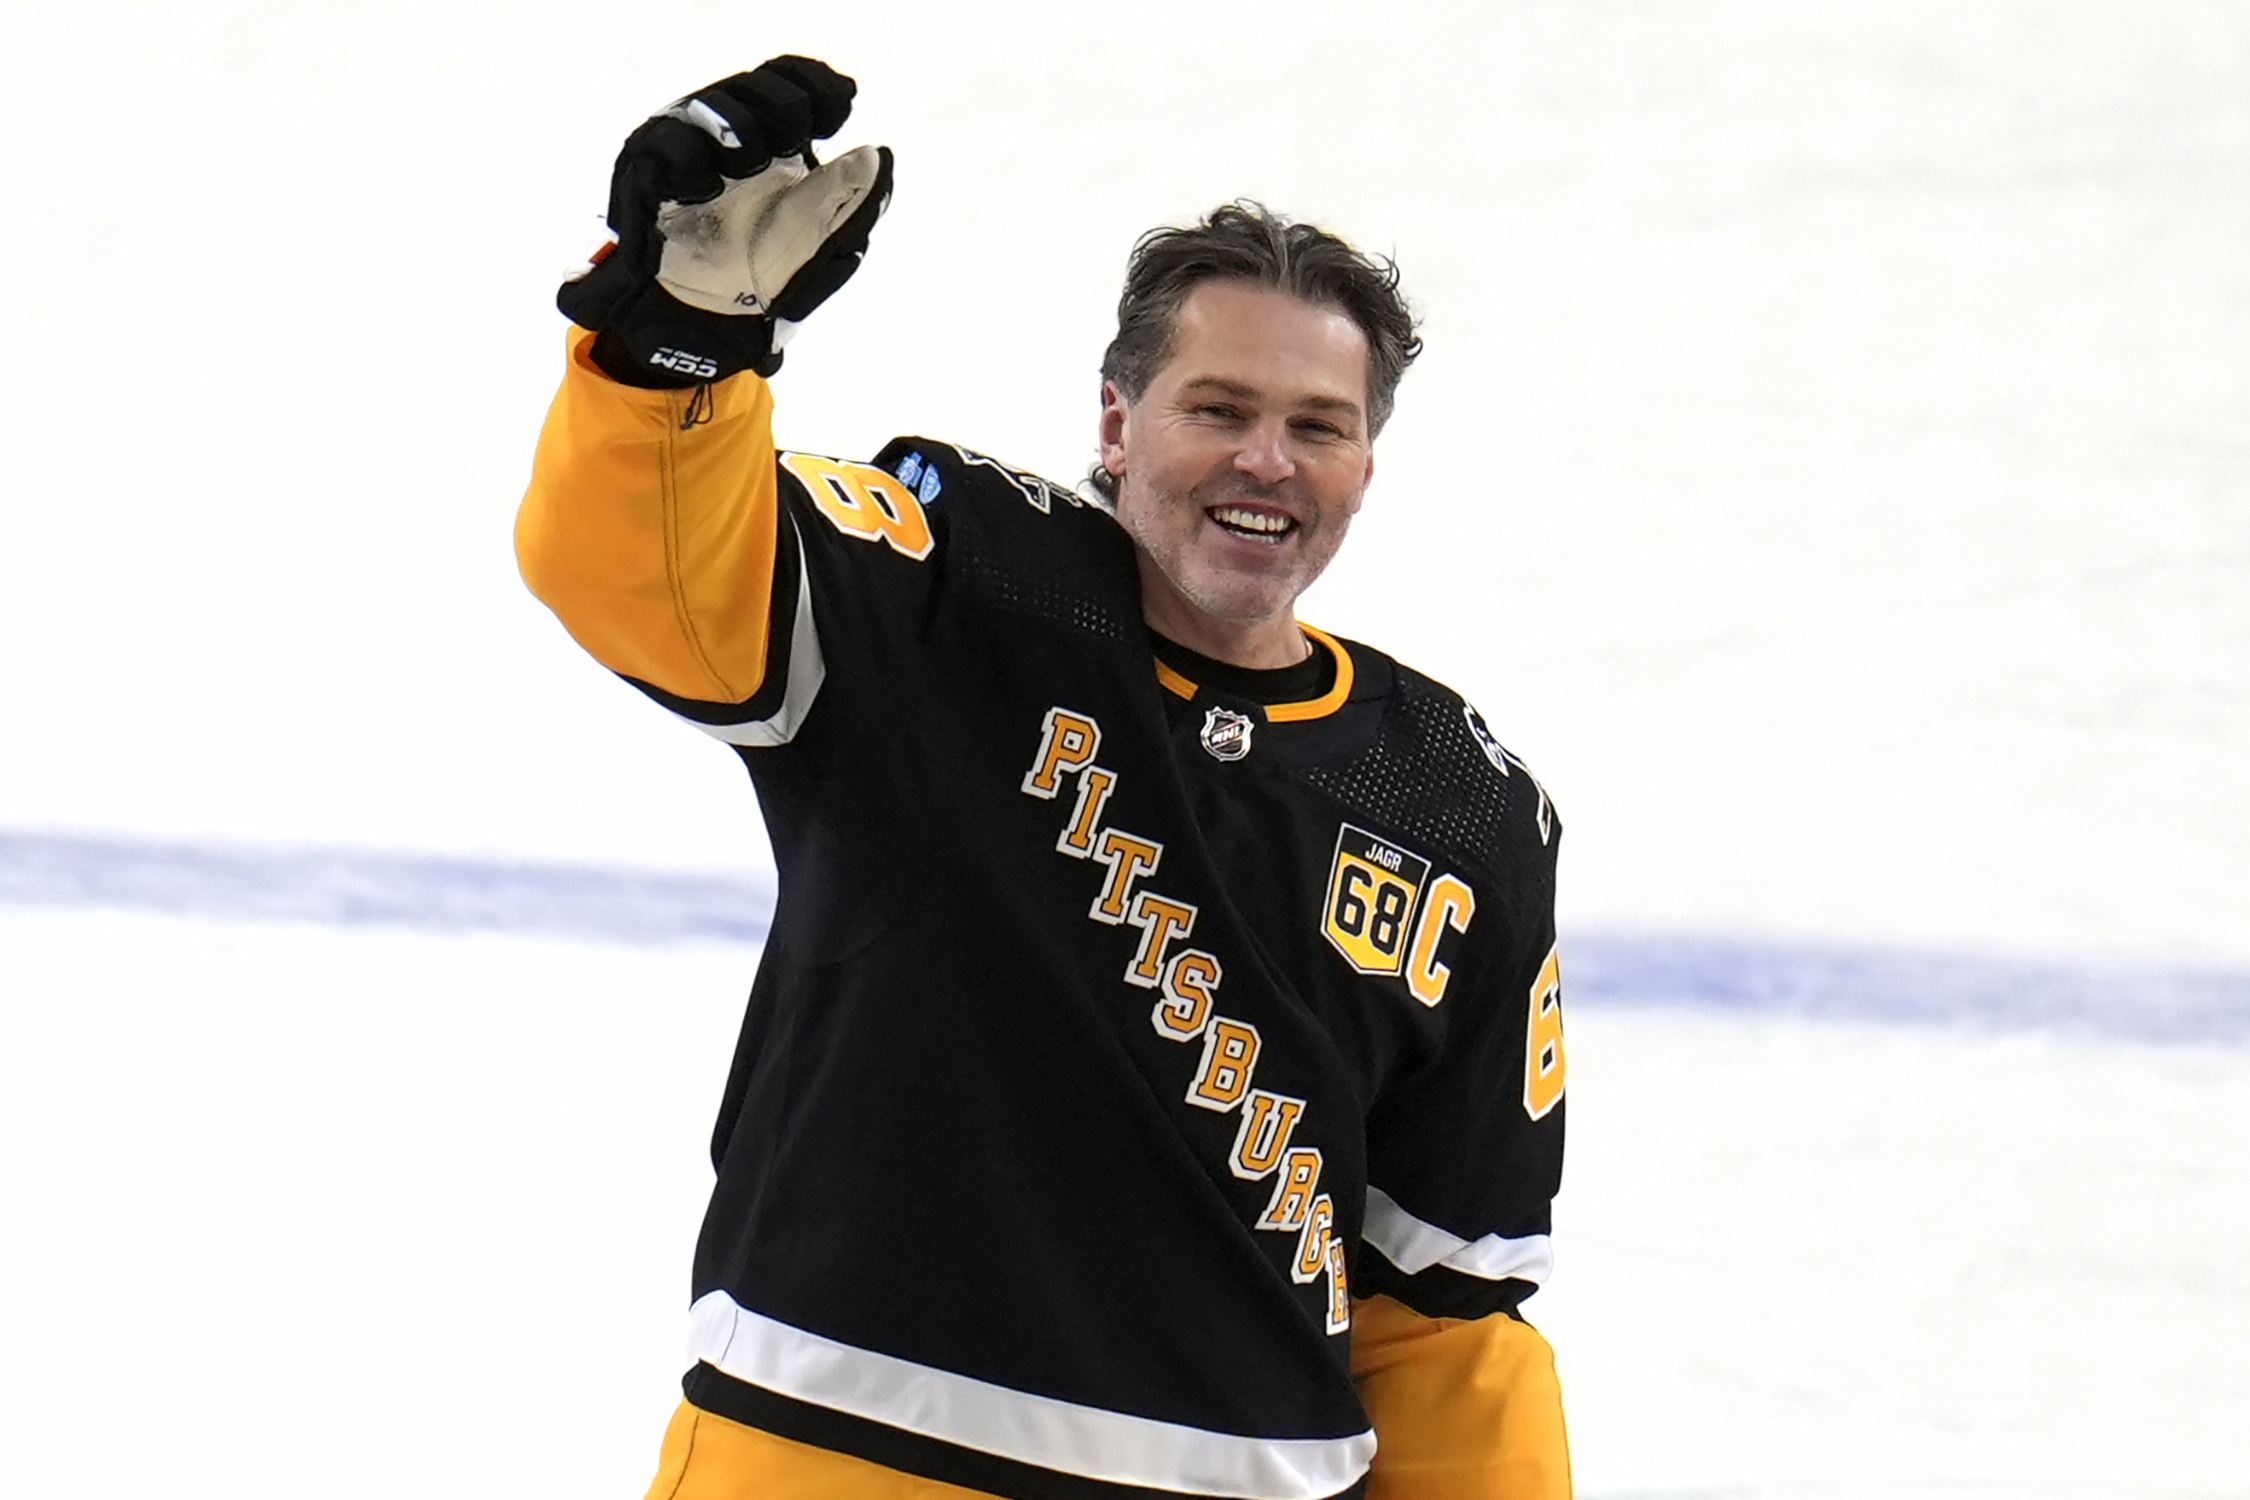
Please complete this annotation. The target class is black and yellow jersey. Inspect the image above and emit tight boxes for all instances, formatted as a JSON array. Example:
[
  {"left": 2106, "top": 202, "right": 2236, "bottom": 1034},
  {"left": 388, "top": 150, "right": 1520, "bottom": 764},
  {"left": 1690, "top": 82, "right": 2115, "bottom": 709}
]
[{"left": 520, "top": 329, "right": 1570, "bottom": 1500}]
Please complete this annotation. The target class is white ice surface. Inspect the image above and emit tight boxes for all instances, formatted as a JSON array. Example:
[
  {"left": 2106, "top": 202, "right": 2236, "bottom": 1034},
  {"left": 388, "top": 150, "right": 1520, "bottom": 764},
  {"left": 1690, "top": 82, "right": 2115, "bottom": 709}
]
[
  {"left": 3, "top": 906, "right": 2245, "bottom": 1499},
  {"left": 3, "top": 2, "right": 2248, "bottom": 1496}
]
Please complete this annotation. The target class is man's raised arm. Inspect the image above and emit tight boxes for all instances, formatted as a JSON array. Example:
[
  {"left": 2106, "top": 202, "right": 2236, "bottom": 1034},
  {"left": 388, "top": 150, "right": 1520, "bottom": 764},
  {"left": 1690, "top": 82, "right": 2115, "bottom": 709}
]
[{"left": 516, "top": 59, "right": 892, "bottom": 712}]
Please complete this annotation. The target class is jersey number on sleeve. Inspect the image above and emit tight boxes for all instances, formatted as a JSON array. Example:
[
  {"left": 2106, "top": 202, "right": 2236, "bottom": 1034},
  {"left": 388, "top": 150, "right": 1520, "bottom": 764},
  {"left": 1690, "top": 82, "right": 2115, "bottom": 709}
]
[
  {"left": 784, "top": 453, "right": 936, "bottom": 560},
  {"left": 1523, "top": 944, "right": 1566, "bottom": 1120}
]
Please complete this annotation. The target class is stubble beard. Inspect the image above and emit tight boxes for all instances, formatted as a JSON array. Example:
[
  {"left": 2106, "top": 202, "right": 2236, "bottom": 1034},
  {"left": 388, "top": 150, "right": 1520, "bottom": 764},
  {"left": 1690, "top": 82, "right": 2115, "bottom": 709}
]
[{"left": 1128, "top": 472, "right": 1350, "bottom": 630}]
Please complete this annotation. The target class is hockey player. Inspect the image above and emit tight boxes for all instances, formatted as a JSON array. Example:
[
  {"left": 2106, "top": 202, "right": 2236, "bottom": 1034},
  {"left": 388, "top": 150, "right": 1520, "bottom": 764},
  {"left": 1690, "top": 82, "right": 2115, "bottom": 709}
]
[{"left": 518, "top": 58, "right": 1570, "bottom": 1500}]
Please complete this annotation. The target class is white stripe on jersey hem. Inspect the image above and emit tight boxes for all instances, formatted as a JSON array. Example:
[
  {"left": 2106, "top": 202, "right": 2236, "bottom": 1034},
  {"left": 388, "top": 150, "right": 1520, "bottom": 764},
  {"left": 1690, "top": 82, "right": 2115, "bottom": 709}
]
[
  {"left": 1362, "top": 1185, "right": 1554, "bottom": 1285},
  {"left": 693, "top": 517, "right": 826, "bottom": 748},
  {"left": 685, "top": 1291, "right": 1375, "bottom": 1500}
]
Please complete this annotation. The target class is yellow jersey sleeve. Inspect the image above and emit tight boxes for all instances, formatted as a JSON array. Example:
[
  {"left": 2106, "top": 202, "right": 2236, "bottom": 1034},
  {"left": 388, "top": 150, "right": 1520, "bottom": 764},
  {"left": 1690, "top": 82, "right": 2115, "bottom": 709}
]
[
  {"left": 517, "top": 327, "right": 786, "bottom": 707},
  {"left": 1353, "top": 1293, "right": 1571, "bottom": 1499}
]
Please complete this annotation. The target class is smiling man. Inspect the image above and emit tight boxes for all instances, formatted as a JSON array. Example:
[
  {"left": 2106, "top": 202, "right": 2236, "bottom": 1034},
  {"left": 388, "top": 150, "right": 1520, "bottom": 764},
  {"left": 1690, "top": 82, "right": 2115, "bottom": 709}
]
[
  {"left": 1098, "top": 274, "right": 1381, "bottom": 667},
  {"left": 519, "top": 58, "right": 1570, "bottom": 1500}
]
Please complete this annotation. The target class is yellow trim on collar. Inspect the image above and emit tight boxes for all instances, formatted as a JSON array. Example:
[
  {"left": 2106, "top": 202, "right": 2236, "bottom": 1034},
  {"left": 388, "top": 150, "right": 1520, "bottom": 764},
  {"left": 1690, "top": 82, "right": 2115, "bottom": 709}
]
[
  {"left": 1266, "top": 625, "right": 1354, "bottom": 722},
  {"left": 1150, "top": 626, "right": 1354, "bottom": 719}
]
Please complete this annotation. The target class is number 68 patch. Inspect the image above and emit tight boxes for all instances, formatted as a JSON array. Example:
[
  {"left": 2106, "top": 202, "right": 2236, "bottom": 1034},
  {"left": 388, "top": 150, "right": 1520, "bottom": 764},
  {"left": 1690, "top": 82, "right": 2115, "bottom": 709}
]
[{"left": 1321, "top": 824, "right": 1475, "bottom": 1008}]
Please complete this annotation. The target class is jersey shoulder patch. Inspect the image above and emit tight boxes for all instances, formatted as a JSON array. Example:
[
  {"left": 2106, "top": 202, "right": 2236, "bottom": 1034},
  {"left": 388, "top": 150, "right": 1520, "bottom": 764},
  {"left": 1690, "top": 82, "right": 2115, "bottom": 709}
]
[{"left": 872, "top": 437, "right": 1094, "bottom": 520}]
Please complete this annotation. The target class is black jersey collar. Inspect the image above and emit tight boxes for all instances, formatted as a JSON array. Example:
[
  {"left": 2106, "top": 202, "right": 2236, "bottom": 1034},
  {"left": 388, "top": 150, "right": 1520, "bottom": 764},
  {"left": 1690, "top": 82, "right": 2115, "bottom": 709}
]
[{"left": 1150, "top": 624, "right": 1355, "bottom": 722}]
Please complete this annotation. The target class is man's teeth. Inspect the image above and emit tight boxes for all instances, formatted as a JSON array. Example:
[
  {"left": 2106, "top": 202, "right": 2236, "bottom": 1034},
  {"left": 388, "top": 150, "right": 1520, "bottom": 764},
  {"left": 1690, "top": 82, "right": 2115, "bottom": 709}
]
[{"left": 1209, "top": 505, "right": 1292, "bottom": 538}]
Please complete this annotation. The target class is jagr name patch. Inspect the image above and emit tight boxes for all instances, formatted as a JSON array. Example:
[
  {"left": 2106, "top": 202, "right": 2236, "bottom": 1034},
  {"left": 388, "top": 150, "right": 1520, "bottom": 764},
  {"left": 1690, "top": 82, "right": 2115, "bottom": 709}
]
[{"left": 1322, "top": 825, "right": 1432, "bottom": 977}]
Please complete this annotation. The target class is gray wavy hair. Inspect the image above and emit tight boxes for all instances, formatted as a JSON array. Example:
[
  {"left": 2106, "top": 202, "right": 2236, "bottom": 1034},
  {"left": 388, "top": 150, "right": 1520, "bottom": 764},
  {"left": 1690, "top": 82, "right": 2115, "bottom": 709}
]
[{"left": 1088, "top": 201, "right": 1422, "bottom": 501}]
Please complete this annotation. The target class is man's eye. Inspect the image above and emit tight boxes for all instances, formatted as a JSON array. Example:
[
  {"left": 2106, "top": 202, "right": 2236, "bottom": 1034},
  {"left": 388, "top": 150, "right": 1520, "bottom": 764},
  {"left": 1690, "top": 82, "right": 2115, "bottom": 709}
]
[{"left": 1197, "top": 404, "right": 1243, "bottom": 420}]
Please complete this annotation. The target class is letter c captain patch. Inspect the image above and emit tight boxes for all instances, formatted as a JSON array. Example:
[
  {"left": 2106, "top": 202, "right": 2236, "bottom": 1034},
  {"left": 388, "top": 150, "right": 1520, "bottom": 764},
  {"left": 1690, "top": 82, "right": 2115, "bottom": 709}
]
[{"left": 1200, "top": 706, "right": 1254, "bottom": 762}]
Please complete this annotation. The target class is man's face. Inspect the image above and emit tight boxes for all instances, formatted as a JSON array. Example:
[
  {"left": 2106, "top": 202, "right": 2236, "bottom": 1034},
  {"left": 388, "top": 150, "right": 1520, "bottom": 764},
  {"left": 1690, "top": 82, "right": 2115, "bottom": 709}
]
[{"left": 1099, "top": 279, "right": 1376, "bottom": 665}]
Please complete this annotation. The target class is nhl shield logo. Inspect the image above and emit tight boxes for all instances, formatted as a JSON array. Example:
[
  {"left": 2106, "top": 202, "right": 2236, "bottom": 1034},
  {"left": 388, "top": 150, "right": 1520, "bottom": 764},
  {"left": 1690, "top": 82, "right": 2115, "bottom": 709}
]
[{"left": 1200, "top": 706, "right": 1255, "bottom": 762}]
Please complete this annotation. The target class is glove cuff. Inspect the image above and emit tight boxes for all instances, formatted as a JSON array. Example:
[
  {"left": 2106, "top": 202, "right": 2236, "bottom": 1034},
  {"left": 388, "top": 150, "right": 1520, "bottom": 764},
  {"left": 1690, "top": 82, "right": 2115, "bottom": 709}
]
[{"left": 562, "top": 267, "right": 782, "bottom": 387}]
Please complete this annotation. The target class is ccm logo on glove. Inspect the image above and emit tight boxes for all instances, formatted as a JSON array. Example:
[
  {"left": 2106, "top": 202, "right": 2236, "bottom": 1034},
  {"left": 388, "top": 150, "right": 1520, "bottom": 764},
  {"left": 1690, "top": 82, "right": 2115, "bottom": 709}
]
[{"left": 649, "top": 348, "right": 722, "bottom": 379}]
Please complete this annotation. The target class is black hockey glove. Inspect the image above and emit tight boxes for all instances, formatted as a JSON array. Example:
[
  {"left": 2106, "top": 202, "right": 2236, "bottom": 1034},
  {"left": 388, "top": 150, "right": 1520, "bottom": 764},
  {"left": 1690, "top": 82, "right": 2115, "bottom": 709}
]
[{"left": 557, "top": 57, "right": 894, "bottom": 387}]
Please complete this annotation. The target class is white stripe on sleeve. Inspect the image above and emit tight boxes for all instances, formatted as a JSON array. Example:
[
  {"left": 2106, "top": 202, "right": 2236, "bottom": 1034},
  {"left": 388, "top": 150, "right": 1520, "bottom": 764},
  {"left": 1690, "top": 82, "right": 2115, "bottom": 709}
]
[
  {"left": 1362, "top": 1185, "right": 1554, "bottom": 1285},
  {"left": 693, "top": 517, "right": 827, "bottom": 748}
]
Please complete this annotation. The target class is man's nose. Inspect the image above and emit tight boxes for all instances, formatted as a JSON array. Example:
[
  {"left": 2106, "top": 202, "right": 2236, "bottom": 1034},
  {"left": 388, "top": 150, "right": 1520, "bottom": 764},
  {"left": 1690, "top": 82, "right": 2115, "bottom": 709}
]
[{"left": 1234, "top": 422, "right": 1296, "bottom": 485}]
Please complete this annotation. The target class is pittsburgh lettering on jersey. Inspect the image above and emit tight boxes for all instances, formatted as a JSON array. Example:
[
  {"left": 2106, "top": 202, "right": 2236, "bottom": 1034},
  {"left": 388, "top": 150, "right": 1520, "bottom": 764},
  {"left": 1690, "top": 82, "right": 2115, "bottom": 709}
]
[
  {"left": 1323, "top": 824, "right": 1477, "bottom": 1007},
  {"left": 1022, "top": 706, "right": 1347, "bottom": 1335}
]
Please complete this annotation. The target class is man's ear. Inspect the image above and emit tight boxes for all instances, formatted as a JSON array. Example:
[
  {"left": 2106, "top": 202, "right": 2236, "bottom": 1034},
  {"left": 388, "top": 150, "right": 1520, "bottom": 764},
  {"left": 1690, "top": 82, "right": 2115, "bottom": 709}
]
[{"left": 1097, "top": 380, "right": 1130, "bottom": 478}]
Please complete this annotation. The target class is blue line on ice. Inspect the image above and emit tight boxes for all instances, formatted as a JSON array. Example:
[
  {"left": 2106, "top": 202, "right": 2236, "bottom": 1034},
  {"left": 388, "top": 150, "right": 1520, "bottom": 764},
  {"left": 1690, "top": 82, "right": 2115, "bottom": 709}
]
[
  {"left": 0, "top": 828, "right": 770, "bottom": 947},
  {"left": 1566, "top": 932, "right": 2250, "bottom": 1046},
  {"left": 4, "top": 829, "right": 2244, "bottom": 1045}
]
